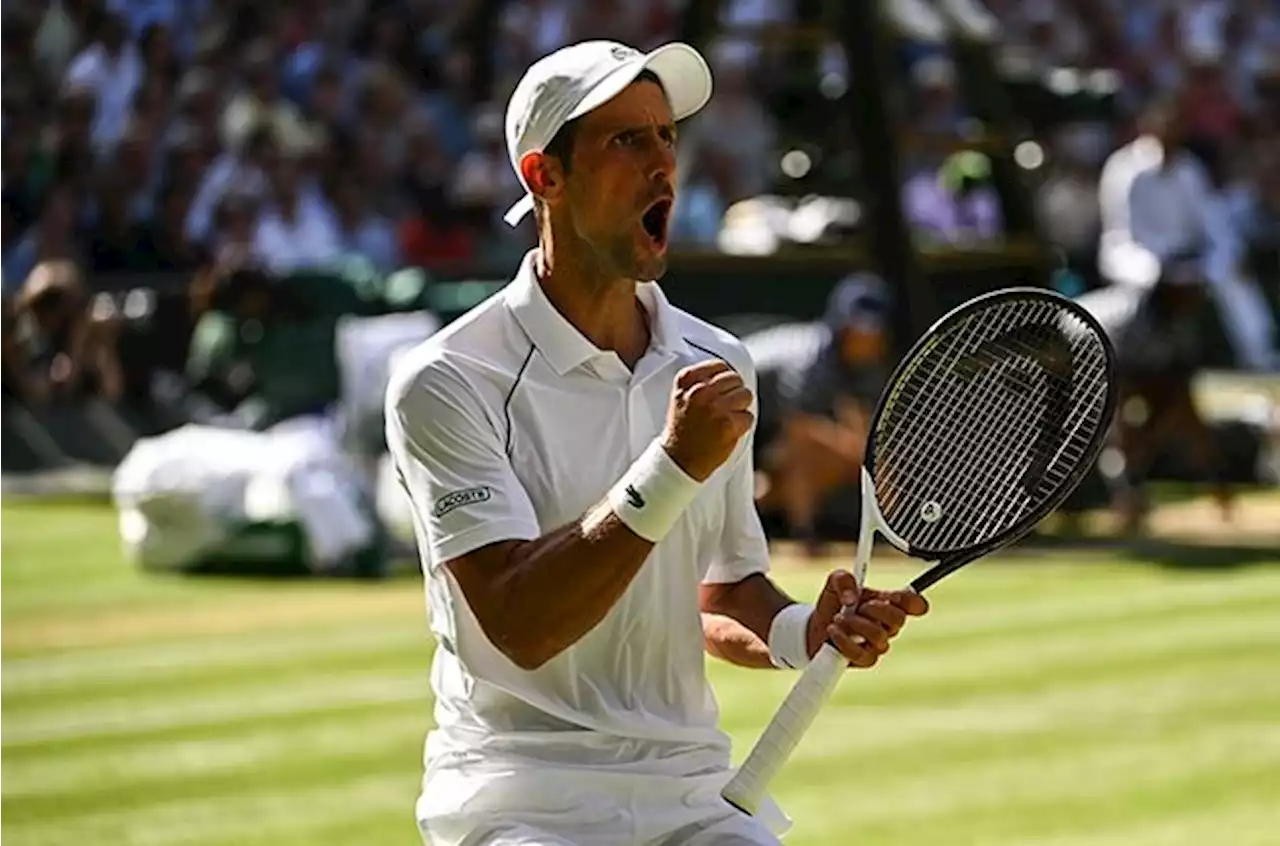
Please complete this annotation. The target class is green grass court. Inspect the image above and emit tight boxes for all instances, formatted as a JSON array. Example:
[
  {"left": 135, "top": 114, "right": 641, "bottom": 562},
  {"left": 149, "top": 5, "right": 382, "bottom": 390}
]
[{"left": 3, "top": 500, "right": 1279, "bottom": 846}]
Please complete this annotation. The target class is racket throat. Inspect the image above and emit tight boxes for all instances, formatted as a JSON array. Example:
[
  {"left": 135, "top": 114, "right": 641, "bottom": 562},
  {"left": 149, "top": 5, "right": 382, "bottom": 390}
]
[{"left": 856, "top": 466, "right": 911, "bottom": 579}]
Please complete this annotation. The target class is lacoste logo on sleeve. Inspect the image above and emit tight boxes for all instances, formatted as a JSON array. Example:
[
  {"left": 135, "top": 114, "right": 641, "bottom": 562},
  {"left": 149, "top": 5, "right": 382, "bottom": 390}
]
[
  {"left": 624, "top": 485, "right": 645, "bottom": 509},
  {"left": 432, "top": 486, "right": 493, "bottom": 518}
]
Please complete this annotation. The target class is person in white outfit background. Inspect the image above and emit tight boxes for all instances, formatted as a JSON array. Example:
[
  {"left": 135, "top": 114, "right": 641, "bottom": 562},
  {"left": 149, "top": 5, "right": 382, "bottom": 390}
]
[
  {"left": 385, "top": 40, "right": 929, "bottom": 846},
  {"left": 1096, "top": 100, "right": 1278, "bottom": 372}
]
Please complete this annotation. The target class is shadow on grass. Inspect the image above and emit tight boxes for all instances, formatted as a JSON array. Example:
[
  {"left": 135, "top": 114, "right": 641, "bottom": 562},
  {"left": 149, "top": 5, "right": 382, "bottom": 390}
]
[{"left": 1019, "top": 532, "right": 1280, "bottom": 570}]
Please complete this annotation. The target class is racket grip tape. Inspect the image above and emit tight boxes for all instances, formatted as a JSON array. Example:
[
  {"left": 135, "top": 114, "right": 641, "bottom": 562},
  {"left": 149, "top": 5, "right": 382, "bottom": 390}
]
[{"left": 721, "top": 644, "right": 847, "bottom": 815}]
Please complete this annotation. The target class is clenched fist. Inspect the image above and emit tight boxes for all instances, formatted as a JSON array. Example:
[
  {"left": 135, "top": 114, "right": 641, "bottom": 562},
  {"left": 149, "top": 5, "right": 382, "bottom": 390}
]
[{"left": 662, "top": 360, "right": 754, "bottom": 482}]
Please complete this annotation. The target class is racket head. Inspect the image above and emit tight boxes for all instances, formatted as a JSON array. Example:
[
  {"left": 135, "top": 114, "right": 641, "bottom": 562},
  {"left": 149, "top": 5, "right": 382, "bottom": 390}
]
[{"left": 863, "top": 287, "right": 1118, "bottom": 571}]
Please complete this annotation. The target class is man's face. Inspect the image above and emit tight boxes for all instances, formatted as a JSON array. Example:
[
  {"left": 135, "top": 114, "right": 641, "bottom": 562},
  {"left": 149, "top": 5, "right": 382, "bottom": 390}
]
[
  {"left": 840, "top": 325, "right": 887, "bottom": 366},
  {"left": 550, "top": 80, "right": 678, "bottom": 282}
]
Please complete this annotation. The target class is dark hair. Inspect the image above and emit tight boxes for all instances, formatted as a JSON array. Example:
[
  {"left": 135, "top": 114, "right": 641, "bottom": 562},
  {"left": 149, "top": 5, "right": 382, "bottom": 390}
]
[{"left": 541, "top": 69, "right": 667, "bottom": 176}]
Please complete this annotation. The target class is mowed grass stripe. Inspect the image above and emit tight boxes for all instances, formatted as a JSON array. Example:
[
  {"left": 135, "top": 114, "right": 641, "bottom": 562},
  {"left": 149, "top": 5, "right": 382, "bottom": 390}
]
[
  {"left": 1, "top": 690, "right": 428, "bottom": 768},
  {"left": 2, "top": 630, "right": 431, "bottom": 712},
  {"left": 2, "top": 618, "right": 429, "bottom": 691},
  {"left": 2, "top": 581, "right": 425, "bottom": 653},
  {"left": 2, "top": 671, "right": 429, "bottom": 747},
  {"left": 718, "top": 654, "right": 1279, "bottom": 771},
  {"left": 4, "top": 770, "right": 420, "bottom": 846},
  {"left": 4, "top": 706, "right": 428, "bottom": 802},
  {"left": 785, "top": 765, "right": 1280, "bottom": 846},
  {"left": 9, "top": 597, "right": 1275, "bottom": 825},
  {"left": 3, "top": 707, "right": 426, "bottom": 823},
  {"left": 10, "top": 584, "right": 1275, "bottom": 745},
  {"left": 772, "top": 712, "right": 1280, "bottom": 813},
  {"left": 997, "top": 795, "right": 1280, "bottom": 846},
  {"left": 10, "top": 574, "right": 1275, "bottom": 717}
]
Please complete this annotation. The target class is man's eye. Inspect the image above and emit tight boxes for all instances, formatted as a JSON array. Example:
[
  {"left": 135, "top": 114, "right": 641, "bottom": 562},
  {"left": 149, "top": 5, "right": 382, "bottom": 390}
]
[{"left": 614, "top": 133, "right": 636, "bottom": 146}]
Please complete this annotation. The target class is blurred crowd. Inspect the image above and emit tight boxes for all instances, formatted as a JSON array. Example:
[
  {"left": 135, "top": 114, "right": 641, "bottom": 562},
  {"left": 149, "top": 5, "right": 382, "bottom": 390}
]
[
  {"left": 1010, "top": 0, "right": 1280, "bottom": 271},
  {"left": 3, "top": 0, "right": 1279, "bottom": 412}
]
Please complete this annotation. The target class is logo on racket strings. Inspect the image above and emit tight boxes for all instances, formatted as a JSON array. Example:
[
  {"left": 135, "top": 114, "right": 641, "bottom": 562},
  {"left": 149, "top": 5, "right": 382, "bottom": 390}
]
[{"left": 920, "top": 501, "right": 942, "bottom": 523}]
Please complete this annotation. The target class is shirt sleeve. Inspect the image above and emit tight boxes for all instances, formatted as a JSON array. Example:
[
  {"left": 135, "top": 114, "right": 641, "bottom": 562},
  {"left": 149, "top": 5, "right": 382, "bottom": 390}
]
[
  {"left": 703, "top": 362, "right": 770, "bottom": 585},
  {"left": 387, "top": 358, "right": 541, "bottom": 569}
]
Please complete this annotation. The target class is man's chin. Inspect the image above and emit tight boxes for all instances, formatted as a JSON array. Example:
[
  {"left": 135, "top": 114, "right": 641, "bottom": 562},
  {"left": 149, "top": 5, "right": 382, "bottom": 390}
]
[
  {"left": 631, "top": 251, "right": 669, "bottom": 282},
  {"left": 629, "top": 241, "right": 670, "bottom": 279}
]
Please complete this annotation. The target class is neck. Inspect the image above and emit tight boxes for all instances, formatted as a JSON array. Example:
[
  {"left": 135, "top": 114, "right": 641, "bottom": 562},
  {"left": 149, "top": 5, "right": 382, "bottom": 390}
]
[{"left": 535, "top": 224, "right": 649, "bottom": 367}]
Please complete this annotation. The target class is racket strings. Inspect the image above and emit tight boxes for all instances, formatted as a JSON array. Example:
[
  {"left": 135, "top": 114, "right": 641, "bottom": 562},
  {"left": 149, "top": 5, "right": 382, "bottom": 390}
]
[
  {"left": 877, "top": 301, "right": 1051, "bottom": 533},
  {"left": 911, "top": 312, "right": 1098, "bottom": 548},
  {"left": 901, "top": 321, "right": 1055, "bottom": 544},
  {"left": 956, "top": 317, "right": 1105, "bottom": 541},
  {"left": 904, "top": 307, "right": 1108, "bottom": 549},
  {"left": 873, "top": 299, "right": 1111, "bottom": 553}
]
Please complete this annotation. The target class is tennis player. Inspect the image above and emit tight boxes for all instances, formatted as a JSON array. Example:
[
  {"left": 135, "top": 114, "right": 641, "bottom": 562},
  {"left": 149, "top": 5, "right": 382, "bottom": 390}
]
[{"left": 386, "top": 40, "right": 929, "bottom": 846}]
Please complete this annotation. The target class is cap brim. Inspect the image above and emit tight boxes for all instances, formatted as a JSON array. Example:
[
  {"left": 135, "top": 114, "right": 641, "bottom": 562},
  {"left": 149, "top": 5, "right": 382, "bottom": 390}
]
[
  {"left": 568, "top": 42, "right": 713, "bottom": 124},
  {"left": 503, "top": 42, "right": 713, "bottom": 227}
]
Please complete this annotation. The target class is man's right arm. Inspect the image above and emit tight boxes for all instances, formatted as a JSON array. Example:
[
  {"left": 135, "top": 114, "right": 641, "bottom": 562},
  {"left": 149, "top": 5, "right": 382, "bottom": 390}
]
[{"left": 388, "top": 357, "right": 750, "bottom": 671}]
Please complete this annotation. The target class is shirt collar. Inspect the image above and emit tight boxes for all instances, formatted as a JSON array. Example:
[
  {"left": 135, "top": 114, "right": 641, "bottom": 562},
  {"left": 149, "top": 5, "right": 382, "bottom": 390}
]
[{"left": 504, "top": 250, "right": 690, "bottom": 376}]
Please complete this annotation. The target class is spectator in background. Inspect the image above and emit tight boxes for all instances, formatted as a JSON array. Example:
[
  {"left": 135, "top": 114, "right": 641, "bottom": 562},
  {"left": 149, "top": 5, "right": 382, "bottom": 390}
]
[
  {"left": 63, "top": 10, "right": 142, "bottom": 152},
  {"left": 450, "top": 103, "right": 519, "bottom": 236},
  {"left": 1105, "top": 270, "right": 1234, "bottom": 533},
  {"left": 220, "top": 40, "right": 312, "bottom": 155},
  {"left": 903, "top": 150, "right": 1004, "bottom": 247},
  {"left": 44, "top": 84, "right": 99, "bottom": 196},
  {"left": 3, "top": 203, "right": 31, "bottom": 297},
  {"left": 1105, "top": 101, "right": 1277, "bottom": 370},
  {"left": 4, "top": 185, "right": 85, "bottom": 297},
  {"left": 182, "top": 249, "right": 419, "bottom": 433},
  {"left": 87, "top": 169, "right": 139, "bottom": 273},
  {"left": 682, "top": 39, "right": 776, "bottom": 203},
  {"left": 671, "top": 149, "right": 735, "bottom": 248},
  {"left": 0, "top": 293, "right": 35, "bottom": 399},
  {"left": 748, "top": 273, "right": 891, "bottom": 555},
  {"left": 1037, "top": 126, "right": 1104, "bottom": 271},
  {"left": 186, "top": 122, "right": 277, "bottom": 246},
  {"left": 130, "top": 177, "right": 208, "bottom": 273},
  {"left": 252, "top": 149, "right": 340, "bottom": 274},
  {"left": 331, "top": 175, "right": 401, "bottom": 272},
  {"left": 210, "top": 191, "right": 260, "bottom": 255},
  {"left": 10, "top": 260, "right": 124, "bottom": 404},
  {"left": 909, "top": 54, "right": 965, "bottom": 135},
  {"left": 1177, "top": 43, "right": 1242, "bottom": 176}
]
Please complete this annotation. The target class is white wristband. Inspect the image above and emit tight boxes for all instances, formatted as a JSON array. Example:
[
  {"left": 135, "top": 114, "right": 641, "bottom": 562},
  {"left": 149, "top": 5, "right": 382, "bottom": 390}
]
[
  {"left": 768, "top": 603, "right": 815, "bottom": 669},
  {"left": 607, "top": 439, "right": 703, "bottom": 543}
]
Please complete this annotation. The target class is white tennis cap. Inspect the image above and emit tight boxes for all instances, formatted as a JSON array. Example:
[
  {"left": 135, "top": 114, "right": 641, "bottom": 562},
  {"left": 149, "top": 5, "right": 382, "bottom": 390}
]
[{"left": 502, "top": 40, "right": 714, "bottom": 227}]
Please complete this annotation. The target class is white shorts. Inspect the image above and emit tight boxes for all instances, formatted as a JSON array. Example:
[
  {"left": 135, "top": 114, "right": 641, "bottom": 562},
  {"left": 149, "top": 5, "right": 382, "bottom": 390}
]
[{"left": 416, "top": 765, "right": 785, "bottom": 846}]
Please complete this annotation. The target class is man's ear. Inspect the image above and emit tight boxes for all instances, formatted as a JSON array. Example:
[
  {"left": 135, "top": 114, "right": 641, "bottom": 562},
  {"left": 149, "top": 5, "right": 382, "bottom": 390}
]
[{"left": 519, "top": 151, "right": 566, "bottom": 206}]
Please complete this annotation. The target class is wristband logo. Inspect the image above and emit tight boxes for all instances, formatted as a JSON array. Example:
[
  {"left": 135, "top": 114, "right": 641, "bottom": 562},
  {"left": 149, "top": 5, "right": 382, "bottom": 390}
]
[
  {"left": 624, "top": 485, "right": 646, "bottom": 508},
  {"left": 433, "top": 486, "right": 493, "bottom": 518}
]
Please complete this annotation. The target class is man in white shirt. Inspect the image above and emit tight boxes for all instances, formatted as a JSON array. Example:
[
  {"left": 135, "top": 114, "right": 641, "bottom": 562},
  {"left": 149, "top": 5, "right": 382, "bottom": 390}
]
[
  {"left": 251, "top": 154, "right": 341, "bottom": 274},
  {"left": 1097, "top": 104, "right": 1277, "bottom": 371},
  {"left": 385, "top": 41, "right": 928, "bottom": 846}
]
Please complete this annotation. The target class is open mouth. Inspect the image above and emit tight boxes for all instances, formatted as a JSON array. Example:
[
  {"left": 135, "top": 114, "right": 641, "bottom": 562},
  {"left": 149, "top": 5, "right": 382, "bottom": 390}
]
[{"left": 641, "top": 199, "right": 672, "bottom": 248}]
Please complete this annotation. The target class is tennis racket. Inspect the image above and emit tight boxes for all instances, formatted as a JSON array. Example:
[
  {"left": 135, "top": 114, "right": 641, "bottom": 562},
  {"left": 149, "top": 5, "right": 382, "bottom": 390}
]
[{"left": 723, "top": 287, "right": 1118, "bottom": 815}]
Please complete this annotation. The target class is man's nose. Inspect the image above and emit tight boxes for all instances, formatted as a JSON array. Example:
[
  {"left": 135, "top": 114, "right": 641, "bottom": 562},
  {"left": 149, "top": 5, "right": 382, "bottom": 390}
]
[{"left": 650, "top": 146, "right": 676, "bottom": 185}]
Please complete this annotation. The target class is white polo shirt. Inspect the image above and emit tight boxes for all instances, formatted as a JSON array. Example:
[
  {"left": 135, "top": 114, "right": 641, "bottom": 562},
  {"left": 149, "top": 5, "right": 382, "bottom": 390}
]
[{"left": 385, "top": 250, "right": 770, "bottom": 782}]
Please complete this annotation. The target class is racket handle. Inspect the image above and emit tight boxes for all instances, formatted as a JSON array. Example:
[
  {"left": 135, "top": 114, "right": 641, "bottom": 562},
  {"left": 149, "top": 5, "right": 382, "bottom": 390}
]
[{"left": 721, "top": 643, "right": 847, "bottom": 815}]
